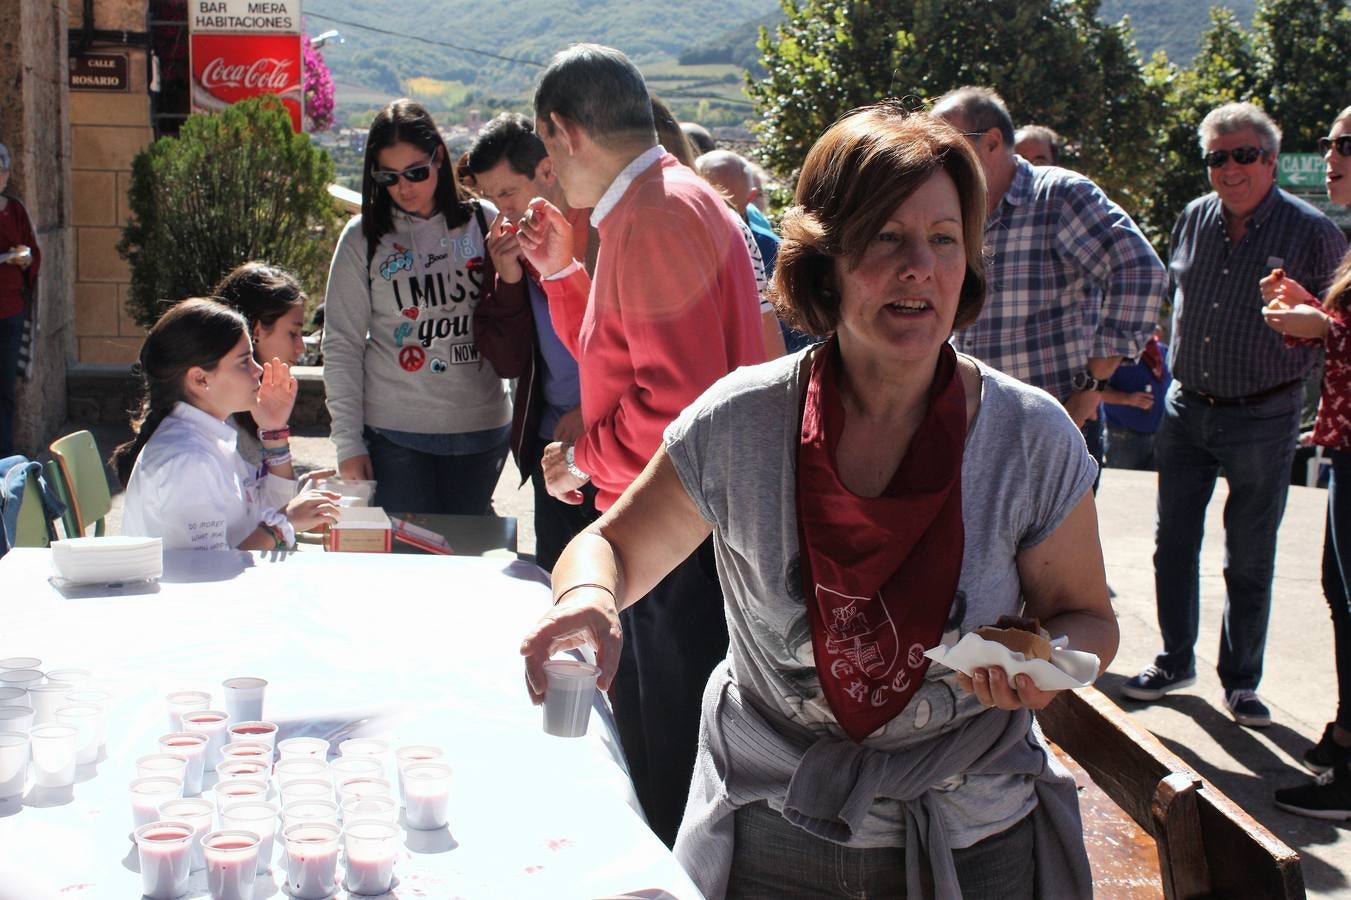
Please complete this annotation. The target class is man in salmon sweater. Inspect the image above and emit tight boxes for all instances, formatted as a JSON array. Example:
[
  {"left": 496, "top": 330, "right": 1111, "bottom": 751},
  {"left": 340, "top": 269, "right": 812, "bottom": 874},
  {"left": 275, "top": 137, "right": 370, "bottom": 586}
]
[{"left": 516, "top": 43, "right": 765, "bottom": 845}]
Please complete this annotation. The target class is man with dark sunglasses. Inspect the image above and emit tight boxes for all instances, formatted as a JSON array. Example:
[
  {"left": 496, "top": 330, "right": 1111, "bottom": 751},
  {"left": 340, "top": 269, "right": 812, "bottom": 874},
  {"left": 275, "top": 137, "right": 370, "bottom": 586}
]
[{"left": 1124, "top": 102, "right": 1348, "bottom": 730}]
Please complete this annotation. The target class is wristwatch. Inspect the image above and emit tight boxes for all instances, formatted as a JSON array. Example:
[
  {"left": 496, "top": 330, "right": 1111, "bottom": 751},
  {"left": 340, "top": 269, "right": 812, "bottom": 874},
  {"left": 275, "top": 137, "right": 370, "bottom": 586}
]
[
  {"left": 564, "top": 444, "right": 590, "bottom": 483},
  {"left": 1071, "top": 370, "right": 1109, "bottom": 392}
]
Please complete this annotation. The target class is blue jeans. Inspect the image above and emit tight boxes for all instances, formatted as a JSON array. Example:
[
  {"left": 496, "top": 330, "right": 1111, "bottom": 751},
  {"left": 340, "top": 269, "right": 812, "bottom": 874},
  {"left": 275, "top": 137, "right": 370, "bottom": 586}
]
[
  {"left": 0, "top": 313, "right": 24, "bottom": 458},
  {"left": 1152, "top": 381, "right": 1302, "bottom": 690},
  {"left": 1322, "top": 450, "right": 1351, "bottom": 731},
  {"left": 727, "top": 801, "right": 1034, "bottom": 898},
  {"left": 1105, "top": 425, "right": 1157, "bottom": 470},
  {"left": 364, "top": 427, "right": 508, "bottom": 515}
]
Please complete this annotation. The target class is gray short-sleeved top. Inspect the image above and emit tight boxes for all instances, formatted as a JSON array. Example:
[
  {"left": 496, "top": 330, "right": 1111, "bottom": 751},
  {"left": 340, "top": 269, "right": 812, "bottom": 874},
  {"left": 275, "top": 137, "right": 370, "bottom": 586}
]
[{"left": 663, "top": 350, "right": 1096, "bottom": 848}]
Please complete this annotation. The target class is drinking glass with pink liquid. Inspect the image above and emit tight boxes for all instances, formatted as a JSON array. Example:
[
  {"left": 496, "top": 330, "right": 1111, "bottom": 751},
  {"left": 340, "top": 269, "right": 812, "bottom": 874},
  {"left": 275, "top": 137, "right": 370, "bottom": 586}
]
[
  {"left": 283, "top": 821, "right": 340, "bottom": 899},
  {"left": 183, "top": 709, "right": 231, "bottom": 770},
  {"left": 134, "top": 820, "right": 194, "bottom": 900},
  {"left": 157, "top": 731, "right": 208, "bottom": 796},
  {"left": 401, "top": 762, "right": 452, "bottom": 830},
  {"left": 202, "top": 829, "right": 260, "bottom": 900},
  {"left": 343, "top": 819, "right": 400, "bottom": 895}
]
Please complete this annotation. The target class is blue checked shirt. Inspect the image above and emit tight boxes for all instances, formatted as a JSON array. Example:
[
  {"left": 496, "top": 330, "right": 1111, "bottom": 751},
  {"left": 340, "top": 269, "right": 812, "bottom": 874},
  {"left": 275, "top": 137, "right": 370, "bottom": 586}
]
[
  {"left": 953, "top": 160, "right": 1166, "bottom": 401},
  {"left": 1168, "top": 187, "right": 1348, "bottom": 399}
]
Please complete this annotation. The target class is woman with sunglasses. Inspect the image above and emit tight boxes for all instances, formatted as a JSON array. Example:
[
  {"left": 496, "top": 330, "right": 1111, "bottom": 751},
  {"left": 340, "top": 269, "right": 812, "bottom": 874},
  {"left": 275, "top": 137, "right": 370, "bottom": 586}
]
[
  {"left": 322, "top": 99, "right": 515, "bottom": 514},
  {"left": 1261, "top": 105, "right": 1351, "bottom": 820}
]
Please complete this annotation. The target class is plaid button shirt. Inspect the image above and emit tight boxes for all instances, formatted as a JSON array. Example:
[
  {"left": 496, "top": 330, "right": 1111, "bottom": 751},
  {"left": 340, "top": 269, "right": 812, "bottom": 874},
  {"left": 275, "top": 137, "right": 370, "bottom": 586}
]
[
  {"left": 1168, "top": 187, "right": 1348, "bottom": 399},
  {"left": 953, "top": 160, "right": 1166, "bottom": 401}
]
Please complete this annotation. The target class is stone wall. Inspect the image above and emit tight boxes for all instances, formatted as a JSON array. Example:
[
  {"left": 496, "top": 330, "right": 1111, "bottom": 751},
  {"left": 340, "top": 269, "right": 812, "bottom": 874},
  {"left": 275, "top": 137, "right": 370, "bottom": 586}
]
[
  {"left": 2, "top": 0, "right": 76, "bottom": 456},
  {"left": 68, "top": 0, "right": 154, "bottom": 364}
]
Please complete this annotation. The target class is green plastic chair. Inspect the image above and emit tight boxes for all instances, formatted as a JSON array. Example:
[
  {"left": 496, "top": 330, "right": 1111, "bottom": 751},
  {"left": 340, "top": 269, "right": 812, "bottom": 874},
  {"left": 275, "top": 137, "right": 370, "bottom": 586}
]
[
  {"left": 48, "top": 430, "right": 111, "bottom": 538},
  {"left": 13, "top": 469, "right": 51, "bottom": 548}
]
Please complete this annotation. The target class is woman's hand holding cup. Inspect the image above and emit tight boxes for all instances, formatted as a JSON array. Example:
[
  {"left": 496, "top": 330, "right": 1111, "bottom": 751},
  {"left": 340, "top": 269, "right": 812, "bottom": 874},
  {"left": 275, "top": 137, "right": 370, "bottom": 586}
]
[{"left": 519, "top": 585, "right": 622, "bottom": 705}]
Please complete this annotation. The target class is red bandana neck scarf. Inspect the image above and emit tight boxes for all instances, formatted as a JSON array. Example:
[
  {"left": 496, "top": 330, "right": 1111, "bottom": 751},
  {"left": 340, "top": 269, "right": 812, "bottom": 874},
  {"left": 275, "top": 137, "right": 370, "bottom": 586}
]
[{"left": 796, "top": 338, "right": 967, "bottom": 742}]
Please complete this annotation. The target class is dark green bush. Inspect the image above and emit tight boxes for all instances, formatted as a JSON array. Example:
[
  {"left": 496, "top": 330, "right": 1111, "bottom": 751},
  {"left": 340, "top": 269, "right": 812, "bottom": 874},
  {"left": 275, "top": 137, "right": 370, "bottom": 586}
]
[{"left": 119, "top": 95, "right": 339, "bottom": 329}]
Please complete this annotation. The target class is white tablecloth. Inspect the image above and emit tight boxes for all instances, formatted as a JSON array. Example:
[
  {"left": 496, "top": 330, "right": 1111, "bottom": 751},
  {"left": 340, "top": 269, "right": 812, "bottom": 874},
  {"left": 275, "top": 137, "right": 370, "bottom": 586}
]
[{"left": 0, "top": 548, "right": 701, "bottom": 899}]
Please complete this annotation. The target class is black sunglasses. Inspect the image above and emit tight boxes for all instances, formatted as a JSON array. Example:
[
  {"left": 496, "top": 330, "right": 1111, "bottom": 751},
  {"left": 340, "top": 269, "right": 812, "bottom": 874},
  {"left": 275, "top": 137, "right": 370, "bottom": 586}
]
[
  {"left": 1203, "top": 146, "right": 1266, "bottom": 168},
  {"left": 1318, "top": 135, "right": 1351, "bottom": 158},
  {"left": 371, "top": 158, "right": 435, "bottom": 187}
]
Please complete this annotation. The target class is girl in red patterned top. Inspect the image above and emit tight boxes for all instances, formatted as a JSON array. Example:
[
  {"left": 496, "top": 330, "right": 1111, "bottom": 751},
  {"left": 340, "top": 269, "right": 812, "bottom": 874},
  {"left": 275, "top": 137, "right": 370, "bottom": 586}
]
[
  {"left": 1261, "top": 104, "right": 1351, "bottom": 820},
  {"left": 0, "top": 142, "right": 41, "bottom": 458}
]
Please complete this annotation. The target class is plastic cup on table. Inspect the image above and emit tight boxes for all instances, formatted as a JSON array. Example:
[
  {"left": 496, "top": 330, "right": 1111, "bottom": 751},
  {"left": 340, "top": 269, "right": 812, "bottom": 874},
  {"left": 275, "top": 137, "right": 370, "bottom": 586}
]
[
  {"left": 276, "top": 736, "right": 328, "bottom": 761},
  {"left": 55, "top": 704, "right": 101, "bottom": 764},
  {"left": 202, "top": 828, "right": 260, "bottom": 900},
  {"left": 24, "top": 683, "right": 72, "bottom": 727},
  {"left": 338, "top": 737, "right": 388, "bottom": 759},
  {"left": 280, "top": 778, "right": 333, "bottom": 807},
  {"left": 157, "top": 797, "right": 215, "bottom": 872},
  {"left": 275, "top": 757, "right": 329, "bottom": 788},
  {"left": 401, "top": 762, "right": 452, "bottom": 830},
  {"left": 137, "top": 752, "right": 189, "bottom": 784},
  {"left": 165, "top": 690, "right": 211, "bottom": 731},
  {"left": 0, "top": 670, "right": 43, "bottom": 692},
  {"left": 343, "top": 818, "right": 400, "bottom": 895},
  {"left": 0, "top": 657, "right": 41, "bottom": 672},
  {"left": 283, "top": 821, "right": 341, "bottom": 899},
  {"left": 215, "top": 758, "right": 270, "bottom": 785},
  {"left": 29, "top": 722, "right": 78, "bottom": 787},
  {"left": 219, "top": 799, "right": 278, "bottom": 875},
  {"left": 158, "top": 731, "right": 209, "bottom": 796},
  {"left": 282, "top": 797, "right": 340, "bottom": 827},
  {"left": 130, "top": 776, "right": 185, "bottom": 829},
  {"left": 135, "top": 820, "right": 194, "bottom": 900},
  {"left": 0, "top": 706, "right": 34, "bottom": 735},
  {"left": 213, "top": 776, "right": 269, "bottom": 813},
  {"left": 183, "top": 709, "right": 231, "bottom": 770},
  {"left": 394, "top": 745, "right": 443, "bottom": 797},
  {"left": 542, "top": 659, "right": 601, "bottom": 738},
  {"left": 0, "top": 687, "right": 28, "bottom": 707},
  {"left": 0, "top": 732, "right": 29, "bottom": 800},
  {"left": 221, "top": 740, "right": 273, "bottom": 768},
  {"left": 341, "top": 794, "right": 399, "bottom": 824},
  {"left": 221, "top": 678, "right": 267, "bottom": 725},
  {"left": 329, "top": 755, "right": 381, "bottom": 797},
  {"left": 43, "top": 668, "right": 92, "bottom": 689},
  {"left": 337, "top": 776, "right": 391, "bottom": 804},
  {"left": 226, "top": 720, "right": 278, "bottom": 752},
  {"left": 63, "top": 688, "right": 112, "bottom": 751}
]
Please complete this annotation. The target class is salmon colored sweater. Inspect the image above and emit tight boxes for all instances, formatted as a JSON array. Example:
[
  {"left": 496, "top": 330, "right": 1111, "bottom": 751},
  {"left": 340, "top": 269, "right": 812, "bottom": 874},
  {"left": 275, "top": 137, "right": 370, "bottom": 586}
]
[{"left": 543, "top": 153, "right": 765, "bottom": 510}]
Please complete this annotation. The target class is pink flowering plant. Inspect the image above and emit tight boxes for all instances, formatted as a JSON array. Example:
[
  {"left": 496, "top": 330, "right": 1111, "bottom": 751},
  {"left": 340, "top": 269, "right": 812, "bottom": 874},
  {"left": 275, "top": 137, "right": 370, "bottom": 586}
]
[{"left": 302, "top": 34, "right": 335, "bottom": 132}]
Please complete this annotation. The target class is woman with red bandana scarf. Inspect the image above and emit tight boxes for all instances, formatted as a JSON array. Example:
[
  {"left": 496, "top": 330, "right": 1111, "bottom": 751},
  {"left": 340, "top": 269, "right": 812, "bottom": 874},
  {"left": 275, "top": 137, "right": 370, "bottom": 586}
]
[
  {"left": 1261, "top": 104, "right": 1351, "bottom": 822},
  {"left": 519, "top": 109, "right": 1118, "bottom": 898}
]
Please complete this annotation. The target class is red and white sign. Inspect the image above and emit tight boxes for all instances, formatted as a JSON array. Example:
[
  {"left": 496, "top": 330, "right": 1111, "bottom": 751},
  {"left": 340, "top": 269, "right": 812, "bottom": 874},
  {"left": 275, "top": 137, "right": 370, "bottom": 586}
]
[{"left": 190, "top": 33, "right": 303, "bottom": 131}]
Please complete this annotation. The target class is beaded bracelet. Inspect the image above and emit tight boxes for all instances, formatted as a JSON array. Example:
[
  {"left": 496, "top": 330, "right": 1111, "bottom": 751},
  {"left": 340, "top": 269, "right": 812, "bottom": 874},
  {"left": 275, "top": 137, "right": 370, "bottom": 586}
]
[
  {"left": 259, "top": 444, "right": 291, "bottom": 457},
  {"left": 263, "top": 452, "right": 293, "bottom": 469},
  {"left": 263, "top": 523, "right": 287, "bottom": 550},
  {"left": 258, "top": 427, "right": 291, "bottom": 442}
]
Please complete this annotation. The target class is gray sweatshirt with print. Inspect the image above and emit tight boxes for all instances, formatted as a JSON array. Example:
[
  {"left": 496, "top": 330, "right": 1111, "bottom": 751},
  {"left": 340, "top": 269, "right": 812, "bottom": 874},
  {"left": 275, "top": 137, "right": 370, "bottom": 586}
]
[{"left": 322, "top": 205, "right": 511, "bottom": 463}]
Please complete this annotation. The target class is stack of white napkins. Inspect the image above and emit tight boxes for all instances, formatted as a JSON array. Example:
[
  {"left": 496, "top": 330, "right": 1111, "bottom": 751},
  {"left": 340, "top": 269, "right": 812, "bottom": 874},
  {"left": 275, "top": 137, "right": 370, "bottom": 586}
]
[{"left": 50, "top": 536, "right": 163, "bottom": 586}]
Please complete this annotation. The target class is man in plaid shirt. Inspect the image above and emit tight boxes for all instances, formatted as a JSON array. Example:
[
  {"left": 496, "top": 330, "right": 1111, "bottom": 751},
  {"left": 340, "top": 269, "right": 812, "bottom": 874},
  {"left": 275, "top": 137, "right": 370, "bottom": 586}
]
[
  {"left": 934, "top": 88, "right": 1166, "bottom": 477},
  {"left": 1121, "top": 103, "right": 1347, "bottom": 728}
]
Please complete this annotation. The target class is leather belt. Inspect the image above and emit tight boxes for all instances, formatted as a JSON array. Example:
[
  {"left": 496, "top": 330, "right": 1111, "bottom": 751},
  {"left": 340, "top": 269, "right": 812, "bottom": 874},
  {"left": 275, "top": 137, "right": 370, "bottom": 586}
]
[{"left": 1181, "top": 378, "right": 1303, "bottom": 407}]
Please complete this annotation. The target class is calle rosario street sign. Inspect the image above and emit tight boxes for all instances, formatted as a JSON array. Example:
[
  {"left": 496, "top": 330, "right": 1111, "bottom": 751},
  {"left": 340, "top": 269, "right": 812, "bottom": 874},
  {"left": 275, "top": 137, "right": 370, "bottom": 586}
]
[{"left": 189, "top": 0, "right": 304, "bottom": 131}]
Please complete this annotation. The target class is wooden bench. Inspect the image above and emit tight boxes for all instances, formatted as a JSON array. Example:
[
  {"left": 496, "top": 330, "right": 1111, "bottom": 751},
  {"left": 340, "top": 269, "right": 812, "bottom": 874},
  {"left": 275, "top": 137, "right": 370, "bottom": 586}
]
[{"left": 1039, "top": 686, "right": 1304, "bottom": 899}]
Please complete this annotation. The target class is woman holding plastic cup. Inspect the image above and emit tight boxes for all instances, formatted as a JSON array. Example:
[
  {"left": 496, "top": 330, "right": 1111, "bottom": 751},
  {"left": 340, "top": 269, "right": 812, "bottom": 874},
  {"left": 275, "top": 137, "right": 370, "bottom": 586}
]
[
  {"left": 1261, "top": 104, "right": 1351, "bottom": 819},
  {"left": 112, "top": 298, "right": 341, "bottom": 551},
  {"left": 519, "top": 108, "right": 1118, "bottom": 897}
]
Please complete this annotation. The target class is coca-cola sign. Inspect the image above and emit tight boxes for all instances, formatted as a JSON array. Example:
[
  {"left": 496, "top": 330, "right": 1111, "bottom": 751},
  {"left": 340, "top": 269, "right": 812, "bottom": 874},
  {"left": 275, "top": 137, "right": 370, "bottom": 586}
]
[{"left": 190, "top": 33, "right": 303, "bottom": 130}]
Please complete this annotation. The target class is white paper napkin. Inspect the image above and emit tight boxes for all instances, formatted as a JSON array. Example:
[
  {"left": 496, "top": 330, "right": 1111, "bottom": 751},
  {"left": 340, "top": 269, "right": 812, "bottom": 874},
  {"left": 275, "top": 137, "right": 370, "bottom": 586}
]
[
  {"left": 924, "top": 632, "right": 1100, "bottom": 691},
  {"left": 50, "top": 536, "right": 163, "bottom": 586}
]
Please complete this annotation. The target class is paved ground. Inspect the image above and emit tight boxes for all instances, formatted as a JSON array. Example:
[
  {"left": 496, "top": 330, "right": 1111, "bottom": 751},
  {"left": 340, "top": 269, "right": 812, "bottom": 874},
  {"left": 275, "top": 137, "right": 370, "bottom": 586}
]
[{"left": 63, "top": 419, "right": 1351, "bottom": 895}]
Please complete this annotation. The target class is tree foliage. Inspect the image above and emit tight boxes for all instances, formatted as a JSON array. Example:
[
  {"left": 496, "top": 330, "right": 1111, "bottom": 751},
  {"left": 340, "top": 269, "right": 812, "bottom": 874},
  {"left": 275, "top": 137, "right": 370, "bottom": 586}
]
[
  {"left": 119, "top": 96, "right": 340, "bottom": 329},
  {"left": 751, "top": 0, "right": 1350, "bottom": 252}
]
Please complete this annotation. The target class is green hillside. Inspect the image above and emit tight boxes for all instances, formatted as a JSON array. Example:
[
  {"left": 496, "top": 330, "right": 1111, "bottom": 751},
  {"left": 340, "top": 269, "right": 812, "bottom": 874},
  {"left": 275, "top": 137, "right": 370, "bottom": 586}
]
[{"left": 308, "top": 0, "right": 1261, "bottom": 127}]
